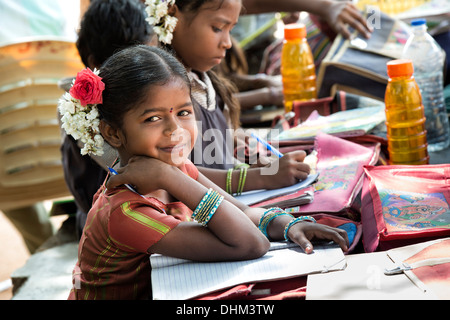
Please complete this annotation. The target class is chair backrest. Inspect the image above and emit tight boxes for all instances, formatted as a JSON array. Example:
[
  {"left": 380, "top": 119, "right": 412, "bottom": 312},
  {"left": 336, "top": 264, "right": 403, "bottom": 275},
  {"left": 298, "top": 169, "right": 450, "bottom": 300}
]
[{"left": 0, "top": 37, "right": 84, "bottom": 210}]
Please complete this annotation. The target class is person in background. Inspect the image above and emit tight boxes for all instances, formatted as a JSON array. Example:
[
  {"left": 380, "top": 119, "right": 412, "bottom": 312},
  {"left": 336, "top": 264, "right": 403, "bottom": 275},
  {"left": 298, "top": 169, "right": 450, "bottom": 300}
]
[
  {"left": 241, "top": 0, "right": 372, "bottom": 40},
  {"left": 215, "top": 0, "right": 373, "bottom": 111}
]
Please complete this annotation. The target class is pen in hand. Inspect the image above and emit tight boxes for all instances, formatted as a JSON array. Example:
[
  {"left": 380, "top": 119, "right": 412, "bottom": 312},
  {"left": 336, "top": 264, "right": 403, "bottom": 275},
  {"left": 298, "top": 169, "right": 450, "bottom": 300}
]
[
  {"left": 250, "top": 132, "right": 283, "bottom": 158},
  {"left": 107, "top": 166, "right": 144, "bottom": 198}
]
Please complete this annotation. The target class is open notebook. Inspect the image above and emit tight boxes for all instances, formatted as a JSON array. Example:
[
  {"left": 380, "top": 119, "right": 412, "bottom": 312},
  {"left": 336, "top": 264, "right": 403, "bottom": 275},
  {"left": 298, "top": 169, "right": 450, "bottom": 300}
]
[
  {"left": 234, "top": 172, "right": 319, "bottom": 206},
  {"left": 150, "top": 241, "right": 346, "bottom": 300}
]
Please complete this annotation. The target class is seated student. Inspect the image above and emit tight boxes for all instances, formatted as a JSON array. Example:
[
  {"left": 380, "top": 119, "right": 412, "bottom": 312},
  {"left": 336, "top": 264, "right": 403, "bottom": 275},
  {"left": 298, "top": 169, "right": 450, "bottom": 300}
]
[
  {"left": 61, "top": 45, "right": 349, "bottom": 299},
  {"left": 65, "top": 0, "right": 311, "bottom": 237}
]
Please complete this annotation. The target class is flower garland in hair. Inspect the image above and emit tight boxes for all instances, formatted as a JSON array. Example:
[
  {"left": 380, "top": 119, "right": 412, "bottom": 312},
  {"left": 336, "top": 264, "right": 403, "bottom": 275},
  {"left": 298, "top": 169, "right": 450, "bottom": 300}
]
[
  {"left": 58, "top": 68, "right": 105, "bottom": 156},
  {"left": 145, "top": 0, "right": 178, "bottom": 44}
]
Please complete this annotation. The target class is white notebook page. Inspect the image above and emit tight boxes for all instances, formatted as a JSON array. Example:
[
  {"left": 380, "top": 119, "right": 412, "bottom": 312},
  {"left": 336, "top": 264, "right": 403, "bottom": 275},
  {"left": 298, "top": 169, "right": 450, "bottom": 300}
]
[{"left": 151, "top": 241, "right": 346, "bottom": 300}]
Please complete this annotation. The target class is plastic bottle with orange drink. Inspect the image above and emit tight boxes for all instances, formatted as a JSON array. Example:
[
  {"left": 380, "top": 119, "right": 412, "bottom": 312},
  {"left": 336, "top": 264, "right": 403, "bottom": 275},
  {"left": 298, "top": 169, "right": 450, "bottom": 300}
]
[
  {"left": 280, "top": 23, "right": 317, "bottom": 113},
  {"left": 384, "top": 59, "right": 429, "bottom": 165}
]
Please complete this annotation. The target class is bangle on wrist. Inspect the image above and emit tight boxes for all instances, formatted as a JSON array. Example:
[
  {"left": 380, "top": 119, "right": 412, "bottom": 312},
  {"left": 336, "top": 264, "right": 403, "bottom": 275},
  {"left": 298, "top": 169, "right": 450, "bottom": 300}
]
[
  {"left": 226, "top": 168, "right": 233, "bottom": 194},
  {"left": 236, "top": 165, "right": 248, "bottom": 195},
  {"left": 191, "top": 188, "right": 224, "bottom": 226},
  {"left": 258, "top": 207, "right": 293, "bottom": 240},
  {"left": 283, "top": 216, "right": 316, "bottom": 242},
  {"left": 228, "top": 163, "right": 249, "bottom": 196}
]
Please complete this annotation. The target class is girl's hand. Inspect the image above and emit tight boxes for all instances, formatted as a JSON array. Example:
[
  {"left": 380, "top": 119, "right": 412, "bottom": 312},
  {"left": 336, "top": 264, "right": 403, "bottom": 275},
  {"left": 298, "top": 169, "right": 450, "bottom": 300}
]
[
  {"left": 106, "top": 155, "right": 174, "bottom": 194},
  {"left": 321, "top": 0, "right": 373, "bottom": 39},
  {"left": 259, "top": 150, "right": 311, "bottom": 188},
  {"left": 287, "top": 221, "right": 349, "bottom": 254}
]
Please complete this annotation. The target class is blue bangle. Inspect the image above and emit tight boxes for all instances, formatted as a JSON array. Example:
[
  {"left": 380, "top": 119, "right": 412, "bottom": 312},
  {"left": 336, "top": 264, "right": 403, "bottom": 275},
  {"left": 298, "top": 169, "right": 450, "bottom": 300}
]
[
  {"left": 191, "top": 188, "right": 212, "bottom": 221},
  {"left": 192, "top": 189, "right": 224, "bottom": 226},
  {"left": 258, "top": 207, "right": 293, "bottom": 239},
  {"left": 201, "top": 194, "right": 224, "bottom": 226},
  {"left": 283, "top": 216, "right": 316, "bottom": 242}
]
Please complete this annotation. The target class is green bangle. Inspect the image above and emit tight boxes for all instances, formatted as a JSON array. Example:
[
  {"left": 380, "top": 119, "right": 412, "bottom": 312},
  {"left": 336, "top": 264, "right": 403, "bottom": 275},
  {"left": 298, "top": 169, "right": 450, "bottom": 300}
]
[
  {"left": 283, "top": 216, "right": 316, "bottom": 242},
  {"left": 236, "top": 166, "right": 248, "bottom": 196},
  {"left": 234, "top": 163, "right": 250, "bottom": 169},
  {"left": 226, "top": 168, "right": 233, "bottom": 194}
]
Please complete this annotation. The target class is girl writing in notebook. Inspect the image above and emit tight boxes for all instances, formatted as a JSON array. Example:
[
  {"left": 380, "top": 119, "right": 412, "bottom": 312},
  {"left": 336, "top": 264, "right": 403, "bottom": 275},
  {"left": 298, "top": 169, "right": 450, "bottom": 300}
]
[{"left": 61, "top": 45, "right": 348, "bottom": 299}]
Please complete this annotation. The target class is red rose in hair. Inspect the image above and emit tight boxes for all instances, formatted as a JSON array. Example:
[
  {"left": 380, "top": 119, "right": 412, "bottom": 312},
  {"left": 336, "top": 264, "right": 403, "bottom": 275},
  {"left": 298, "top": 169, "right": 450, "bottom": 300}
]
[{"left": 69, "top": 68, "right": 105, "bottom": 106}]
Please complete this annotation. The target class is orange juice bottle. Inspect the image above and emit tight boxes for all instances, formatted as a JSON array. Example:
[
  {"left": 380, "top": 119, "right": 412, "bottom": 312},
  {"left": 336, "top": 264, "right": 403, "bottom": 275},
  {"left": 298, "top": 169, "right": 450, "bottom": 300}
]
[
  {"left": 385, "top": 59, "right": 429, "bottom": 165},
  {"left": 280, "top": 23, "right": 317, "bottom": 113}
]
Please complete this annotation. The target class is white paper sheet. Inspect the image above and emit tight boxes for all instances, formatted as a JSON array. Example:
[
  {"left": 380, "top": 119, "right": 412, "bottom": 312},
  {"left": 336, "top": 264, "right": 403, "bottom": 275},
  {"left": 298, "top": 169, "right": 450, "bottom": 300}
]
[{"left": 151, "top": 241, "right": 346, "bottom": 300}]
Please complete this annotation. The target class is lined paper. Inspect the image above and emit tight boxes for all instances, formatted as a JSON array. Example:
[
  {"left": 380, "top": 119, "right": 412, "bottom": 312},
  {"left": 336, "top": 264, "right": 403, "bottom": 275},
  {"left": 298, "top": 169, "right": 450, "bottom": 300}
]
[{"left": 150, "top": 242, "right": 346, "bottom": 300}]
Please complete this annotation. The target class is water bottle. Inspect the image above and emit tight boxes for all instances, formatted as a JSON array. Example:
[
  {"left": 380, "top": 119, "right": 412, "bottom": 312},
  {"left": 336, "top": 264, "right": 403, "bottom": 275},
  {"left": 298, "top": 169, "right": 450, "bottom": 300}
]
[
  {"left": 402, "top": 18, "right": 450, "bottom": 152},
  {"left": 280, "top": 23, "right": 317, "bottom": 113},
  {"left": 385, "top": 59, "right": 429, "bottom": 165}
]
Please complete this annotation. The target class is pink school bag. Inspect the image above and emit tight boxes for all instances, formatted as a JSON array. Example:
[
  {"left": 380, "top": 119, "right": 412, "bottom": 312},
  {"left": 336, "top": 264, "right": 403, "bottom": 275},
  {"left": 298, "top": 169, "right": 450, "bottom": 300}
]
[
  {"left": 293, "top": 133, "right": 380, "bottom": 220},
  {"left": 361, "top": 164, "right": 450, "bottom": 252}
]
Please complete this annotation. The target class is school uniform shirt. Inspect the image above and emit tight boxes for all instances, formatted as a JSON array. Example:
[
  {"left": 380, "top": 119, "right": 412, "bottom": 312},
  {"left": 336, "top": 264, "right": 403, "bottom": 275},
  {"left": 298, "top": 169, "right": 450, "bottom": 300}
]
[
  {"left": 188, "top": 70, "right": 236, "bottom": 170},
  {"left": 68, "top": 160, "right": 199, "bottom": 300}
]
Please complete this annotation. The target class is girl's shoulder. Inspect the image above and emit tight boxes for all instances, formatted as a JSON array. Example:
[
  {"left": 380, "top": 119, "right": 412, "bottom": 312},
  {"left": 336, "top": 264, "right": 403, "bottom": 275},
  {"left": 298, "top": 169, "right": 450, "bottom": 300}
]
[
  {"left": 104, "top": 190, "right": 184, "bottom": 253},
  {"left": 104, "top": 185, "right": 165, "bottom": 211}
]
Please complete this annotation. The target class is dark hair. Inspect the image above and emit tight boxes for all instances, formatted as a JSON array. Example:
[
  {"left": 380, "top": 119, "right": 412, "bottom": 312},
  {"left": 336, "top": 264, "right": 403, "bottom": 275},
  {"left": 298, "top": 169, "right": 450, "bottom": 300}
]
[
  {"left": 175, "top": 0, "right": 226, "bottom": 16},
  {"left": 77, "top": 0, "right": 153, "bottom": 68},
  {"left": 168, "top": 0, "right": 241, "bottom": 129},
  {"left": 97, "top": 45, "right": 190, "bottom": 128}
]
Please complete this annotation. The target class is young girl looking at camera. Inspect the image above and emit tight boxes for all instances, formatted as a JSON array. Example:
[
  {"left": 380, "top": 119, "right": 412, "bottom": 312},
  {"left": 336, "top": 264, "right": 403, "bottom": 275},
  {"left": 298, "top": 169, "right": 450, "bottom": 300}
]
[{"left": 61, "top": 45, "right": 348, "bottom": 299}]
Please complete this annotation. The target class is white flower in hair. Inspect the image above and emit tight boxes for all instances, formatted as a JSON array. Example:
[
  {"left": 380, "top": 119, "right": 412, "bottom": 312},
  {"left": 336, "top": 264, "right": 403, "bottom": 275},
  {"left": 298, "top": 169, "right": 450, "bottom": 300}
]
[
  {"left": 145, "top": 0, "right": 178, "bottom": 44},
  {"left": 58, "top": 68, "right": 105, "bottom": 156}
]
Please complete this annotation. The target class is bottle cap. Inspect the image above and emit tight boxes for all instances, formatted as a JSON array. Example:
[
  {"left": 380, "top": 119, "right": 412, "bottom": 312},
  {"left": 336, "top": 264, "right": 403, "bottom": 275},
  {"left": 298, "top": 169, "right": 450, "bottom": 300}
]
[
  {"left": 387, "top": 59, "right": 414, "bottom": 78},
  {"left": 411, "top": 18, "right": 426, "bottom": 26},
  {"left": 284, "top": 24, "right": 307, "bottom": 40}
]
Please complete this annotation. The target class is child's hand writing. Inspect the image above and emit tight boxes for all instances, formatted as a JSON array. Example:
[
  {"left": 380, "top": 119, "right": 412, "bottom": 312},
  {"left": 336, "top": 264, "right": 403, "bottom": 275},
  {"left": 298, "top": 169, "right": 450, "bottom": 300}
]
[{"left": 259, "top": 150, "right": 311, "bottom": 188}]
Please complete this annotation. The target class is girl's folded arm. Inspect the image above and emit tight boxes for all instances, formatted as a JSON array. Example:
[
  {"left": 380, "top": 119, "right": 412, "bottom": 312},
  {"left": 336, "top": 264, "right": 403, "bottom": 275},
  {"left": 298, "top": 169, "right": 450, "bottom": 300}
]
[{"left": 149, "top": 167, "right": 270, "bottom": 261}]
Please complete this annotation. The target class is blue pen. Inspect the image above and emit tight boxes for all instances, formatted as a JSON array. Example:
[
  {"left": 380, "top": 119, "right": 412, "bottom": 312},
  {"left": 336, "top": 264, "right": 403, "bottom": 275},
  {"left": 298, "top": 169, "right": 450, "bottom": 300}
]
[
  {"left": 251, "top": 132, "right": 283, "bottom": 158},
  {"left": 107, "top": 166, "right": 145, "bottom": 198}
]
